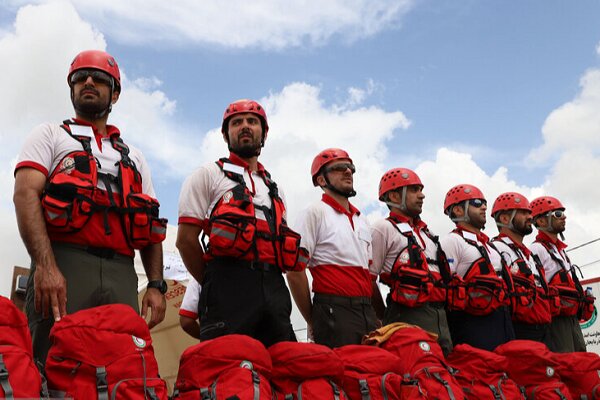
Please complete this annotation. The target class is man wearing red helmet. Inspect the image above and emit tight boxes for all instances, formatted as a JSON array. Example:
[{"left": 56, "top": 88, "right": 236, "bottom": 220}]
[
  {"left": 370, "top": 168, "right": 453, "bottom": 355},
  {"left": 177, "top": 99, "right": 305, "bottom": 347},
  {"left": 529, "top": 196, "right": 588, "bottom": 352},
  {"left": 287, "top": 148, "right": 378, "bottom": 347},
  {"left": 440, "top": 184, "right": 515, "bottom": 351},
  {"left": 490, "top": 192, "right": 552, "bottom": 346},
  {"left": 13, "top": 50, "right": 167, "bottom": 365}
]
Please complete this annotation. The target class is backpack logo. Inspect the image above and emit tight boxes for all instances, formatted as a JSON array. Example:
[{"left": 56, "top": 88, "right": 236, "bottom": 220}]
[
  {"left": 132, "top": 335, "right": 146, "bottom": 349},
  {"left": 239, "top": 360, "right": 253, "bottom": 369},
  {"left": 546, "top": 366, "right": 554, "bottom": 377},
  {"left": 419, "top": 341, "right": 431, "bottom": 352}
]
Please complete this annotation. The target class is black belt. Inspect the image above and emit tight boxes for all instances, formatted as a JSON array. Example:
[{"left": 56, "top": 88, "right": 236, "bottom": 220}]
[
  {"left": 314, "top": 293, "right": 371, "bottom": 306},
  {"left": 210, "top": 257, "right": 280, "bottom": 273},
  {"left": 53, "top": 242, "right": 130, "bottom": 260}
]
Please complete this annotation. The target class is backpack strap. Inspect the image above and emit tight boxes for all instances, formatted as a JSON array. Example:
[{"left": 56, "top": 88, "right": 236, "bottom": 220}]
[
  {"left": 488, "top": 384, "right": 502, "bottom": 400},
  {"left": 199, "top": 387, "right": 212, "bottom": 400},
  {"left": 61, "top": 119, "right": 94, "bottom": 154},
  {"left": 0, "top": 354, "right": 13, "bottom": 400},
  {"left": 431, "top": 371, "right": 456, "bottom": 400},
  {"left": 358, "top": 378, "right": 371, "bottom": 400},
  {"left": 422, "top": 227, "right": 452, "bottom": 284},
  {"left": 330, "top": 381, "right": 342, "bottom": 400},
  {"left": 388, "top": 218, "right": 426, "bottom": 271},
  {"left": 96, "top": 366, "right": 108, "bottom": 400},
  {"left": 146, "top": 387, "right": 159, "bottom": 400}
]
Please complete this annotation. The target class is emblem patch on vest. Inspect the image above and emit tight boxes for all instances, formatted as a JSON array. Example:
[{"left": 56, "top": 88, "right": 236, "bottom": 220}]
[
  {"left": 61, "top": 157, "right": 75, "bottom": 174},
  {"left": 132, "top": 335, "right": 146, "bottom": 349},
  {"left": 546, "top": 366, "right": 554, "bottom": 377},
  {"left": 222, "top": 191, "right": 233, "bottom": 204}
]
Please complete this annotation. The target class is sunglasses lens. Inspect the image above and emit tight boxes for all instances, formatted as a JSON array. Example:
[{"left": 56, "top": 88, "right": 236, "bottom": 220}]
[
  {"left": 328, "top": 163, "right": 355, "bottom": 173},
  {"left": 470, "top": 199, "right": 486, "bottom": 207},
  {"left": 553, "top": 210, "right": 564, "bottom": 218},
  {"left": 70, "top": 69, "right": 112, "bottom": 86}
]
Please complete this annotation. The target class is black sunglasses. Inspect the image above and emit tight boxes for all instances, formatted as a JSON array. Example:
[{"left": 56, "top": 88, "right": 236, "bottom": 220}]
[
  {"left": 469, "top": 198, "right": 487, "bottom": 208},
  {"left": 70, "top": 69, "right": 113, "bottom": 86},
  {"left": 547, "top": 210, "right": 565, "bottom": 218},
  {"left": 325, "top": 163, "right": 356, "bottom": 174}
]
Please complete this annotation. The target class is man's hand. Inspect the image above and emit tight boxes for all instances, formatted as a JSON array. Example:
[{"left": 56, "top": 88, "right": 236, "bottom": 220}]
[
  {"left": 141, "top": 288, "right": 166, "bottom": 329},
  {"left": 34, "top": 263, "right": 67, "bottom": 321}
]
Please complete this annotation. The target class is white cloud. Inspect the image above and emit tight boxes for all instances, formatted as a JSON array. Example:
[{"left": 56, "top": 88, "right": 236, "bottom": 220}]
[{"left": 8, "top": 0, "right": 415, "bottom": 49}]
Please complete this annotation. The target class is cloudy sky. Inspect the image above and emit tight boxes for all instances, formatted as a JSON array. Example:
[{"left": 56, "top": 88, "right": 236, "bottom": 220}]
[{"left": 2, "top": 1, "right": 600, "bottom": 324}]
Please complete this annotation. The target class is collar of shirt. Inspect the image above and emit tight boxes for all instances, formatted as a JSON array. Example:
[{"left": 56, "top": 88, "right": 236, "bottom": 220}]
[
  {"left": 497, "top": 233, "right": 531, "bottom": 258},
  {"left": 388, "top": 212, "right": 427, "bottom": 230},
  {"left": 536, "top": 231, "right": 568, "bottom": 252},
  {"left": 454, "top": 225, "right": 490, "bottom": 245},
  {"left": 321, "top": 193, "right": 360, "bottom": 218},
  {"left": 71, "top": 118, "right": 120, "bottom": 151},
  {"left": 227, "top": 152, "right": 266, "bottom": 174}
]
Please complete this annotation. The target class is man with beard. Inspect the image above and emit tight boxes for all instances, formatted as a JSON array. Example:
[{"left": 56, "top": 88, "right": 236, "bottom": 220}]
[
  {"left": 287, "top": 148, "right": 378, "bottom": 347},
  {"left": 440, "top": 184, "right": 515, "bottom": 351},
  {"left": 370, "top": 168, "right": 453, "bottom": 355},
  {"left": 177, "top": 99, "right": 304, "bottom": 346},
  {"left": 14, "top": 50, "right": 167, "bottom": 366},
  {"left": 530, "top": 196, "right": 587, "bottom": 352},
  {"left": 490, "top": 193, "right": 552, "bottom": 346}
]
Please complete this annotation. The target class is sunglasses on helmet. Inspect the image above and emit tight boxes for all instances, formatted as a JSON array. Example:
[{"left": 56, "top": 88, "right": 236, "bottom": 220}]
[
  {"left": 469, "top": 198, "right": 487, "bottom": 208},
  {"left": 547, "top": 210, "right": 565, "bottom": 218},
  {"left": 325, "top": 163, "right": 356, "bottom": 174},
  {"left": 70, "top": 69, "right": 113, "bottom": 86}
]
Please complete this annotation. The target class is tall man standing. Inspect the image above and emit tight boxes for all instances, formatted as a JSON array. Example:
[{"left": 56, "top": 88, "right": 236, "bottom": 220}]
[
  {"left": 287, "top": 148, "right": 378, "bottom": 348},
  {"left": 490, "top": 192, "right": 552, "bottom": 346},
  {"left": 14, "top": 50, "right": 167, "bottom": 365},
  {"left": 440, "top": 184, "right": 515, "bottom": 351},
  {"left": 177, "top": 99, "right": 305, "bottom": 347},
  {"left": 370, "top": 168, "right": 453, "bottom": 355},
  {"left": 530, "top": 196, "right": 587, "bottom": 352}
]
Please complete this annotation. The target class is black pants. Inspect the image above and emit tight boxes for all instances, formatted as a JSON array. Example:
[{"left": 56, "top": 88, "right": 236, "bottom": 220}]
[
  {"left": 513, "top": 321, "right": 552, "bottom": 348},
  {"left": 447, "top": 306, "right": 515, "bottom": 351},
  {"left": 199, "top": 257, "right": 296, "bottom": 347},
  {"left": 312, "top": 293, "right": 378, "bottom": 348},
  {"left": 26, "top": 242, "right": 137, "bottom": 367},
  {"left": 384, "top": 296, "right": 453, "bottom": 356}
]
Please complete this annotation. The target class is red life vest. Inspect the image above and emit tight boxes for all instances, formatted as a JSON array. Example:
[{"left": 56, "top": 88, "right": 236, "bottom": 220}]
[
  {"left": 381, "top": 217, "right": 451, "bottom": 307},
  {"left": 204, "top": 158, "right": 307, "bottom": 272},
  {"left": 535, "top": 240, "right": 591, "bottom": 318},
  {"left": 447, "top": 230, "right": 512, "bottom": 316},
  {"left": 492, "top": 238, "right": 552, "bottom": 325},
  {"left": 40, "top": 121, "right": 167, "bottom": 250}
]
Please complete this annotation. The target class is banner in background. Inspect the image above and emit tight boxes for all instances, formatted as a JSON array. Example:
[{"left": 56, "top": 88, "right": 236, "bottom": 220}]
[{"left": 581, "top": 277, "right": 600, "bottom": 354}]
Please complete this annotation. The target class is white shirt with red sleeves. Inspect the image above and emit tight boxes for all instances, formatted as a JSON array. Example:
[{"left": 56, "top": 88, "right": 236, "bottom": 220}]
[
  {"left": 15, "top": 120, "right": 155, "bottom": 256},
  {"left": 530, "top": 232, "right": 572, "bottom": 282},
  {"left": 440, "top": 229, "right": 503, "bottom": 278},
  {"left": 179, "top": 277, "right": 202, "bottom": 320},
  {"left": 370, "top": 213, "right": 441, "bottom": 276},
  {"left": 492, "top": 235, "right": 542, "bottom": 278},
  {"left": 293, "top": 194, "right": 373, "bottom": 297},
  {"left": 178, "top": 153, "right": 283, "bottom": 228}
]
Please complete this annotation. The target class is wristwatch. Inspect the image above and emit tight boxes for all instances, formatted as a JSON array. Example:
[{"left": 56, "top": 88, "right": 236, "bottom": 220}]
[{"left": 147, "top": 280, "right": 168, "bottom": 294}]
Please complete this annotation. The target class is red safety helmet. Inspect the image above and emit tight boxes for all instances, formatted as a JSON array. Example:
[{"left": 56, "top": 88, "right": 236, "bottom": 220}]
[
  {"left": 68, "top": 50, "right": 121, "bottom": 91},
  {"left": 530, "top": 196, "right": 565, "bottom": 219},
  {"left": 221, "top": 99, "right": 269, "bottom": 135},
  {"left": 491, "top": 192, "right": 531, "bottom": 217},
  {"left": 311, "top": 148, "right": 353, "bottom": 186},
  {"left": 378, "top": 168, "right": 423, "bottom": 201},
  {"left": 444, "top": 184, "right": 485, "bottom": 214}
]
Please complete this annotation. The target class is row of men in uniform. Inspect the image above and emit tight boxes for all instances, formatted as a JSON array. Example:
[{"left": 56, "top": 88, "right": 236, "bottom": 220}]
[
  {"left": 176, "top": 103, "right": 588, "bottom": 355},
  {"left": 14, "top": 49, "right": 586, "bottom": 370}
]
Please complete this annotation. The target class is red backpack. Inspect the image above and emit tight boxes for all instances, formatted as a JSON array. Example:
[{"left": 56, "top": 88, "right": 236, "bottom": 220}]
[
  {"left": 174, "top": 334, "right": 275, "bottom": 400},
  {"left": 553, "top": 351, "right": 600, "bottom": 399},
  {"left": 0, "top": 295, "right": 47, "bottom": 400},
  {"left": 495, "top": 340, "right": 572, "bottom": 399},
  {"left": 270, "top": 341, "right": 347, "bottom": 400},
  {"left": 446, "top": 344, "right": 524, "bottom": 400},
  {"left": 334, "top": 345, "right": 408, "bottom": 400},
  {"left": 45, "top": 304, "right": 168, "bottom": 399},
  {"left": 381, "top": 326, "right": 465, "bottom": 400}
]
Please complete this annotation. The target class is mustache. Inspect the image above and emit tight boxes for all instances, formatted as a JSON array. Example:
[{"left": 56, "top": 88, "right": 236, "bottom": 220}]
[{"left": 81, "top": 85, "right": 99, "bottom": 95}]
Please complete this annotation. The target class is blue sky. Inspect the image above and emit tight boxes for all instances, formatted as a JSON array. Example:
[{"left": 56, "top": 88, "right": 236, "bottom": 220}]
[{"left": 1, "top": 0, "right": 600, "bottom": 300}]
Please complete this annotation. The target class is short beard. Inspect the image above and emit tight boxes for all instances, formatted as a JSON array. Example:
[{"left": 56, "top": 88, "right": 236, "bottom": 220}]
[
  {"left": 229, "top": 142, "right": 261, "bottom": 158},
  {"left": 514, "top": 222, "right": 533, "bottom": 236}
]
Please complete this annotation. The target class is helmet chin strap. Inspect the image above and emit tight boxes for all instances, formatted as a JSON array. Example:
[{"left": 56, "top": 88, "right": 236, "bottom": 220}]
[
  {"left": 385, "top": 187, "right": 411, "bottom": 212},
  {"left": 450, "top": 200, "right": 471, "bottom": 223},
  {"left": 495, "top": 209, "right": 517, "bottom": 230},
  {"left": 323, "top": 174, "right": 356, "bottom": 198}
]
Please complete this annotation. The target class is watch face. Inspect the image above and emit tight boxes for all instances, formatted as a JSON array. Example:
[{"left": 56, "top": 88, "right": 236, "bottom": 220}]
[{"left": 149, "top": 280, "right": 167, "bottom": 294}]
